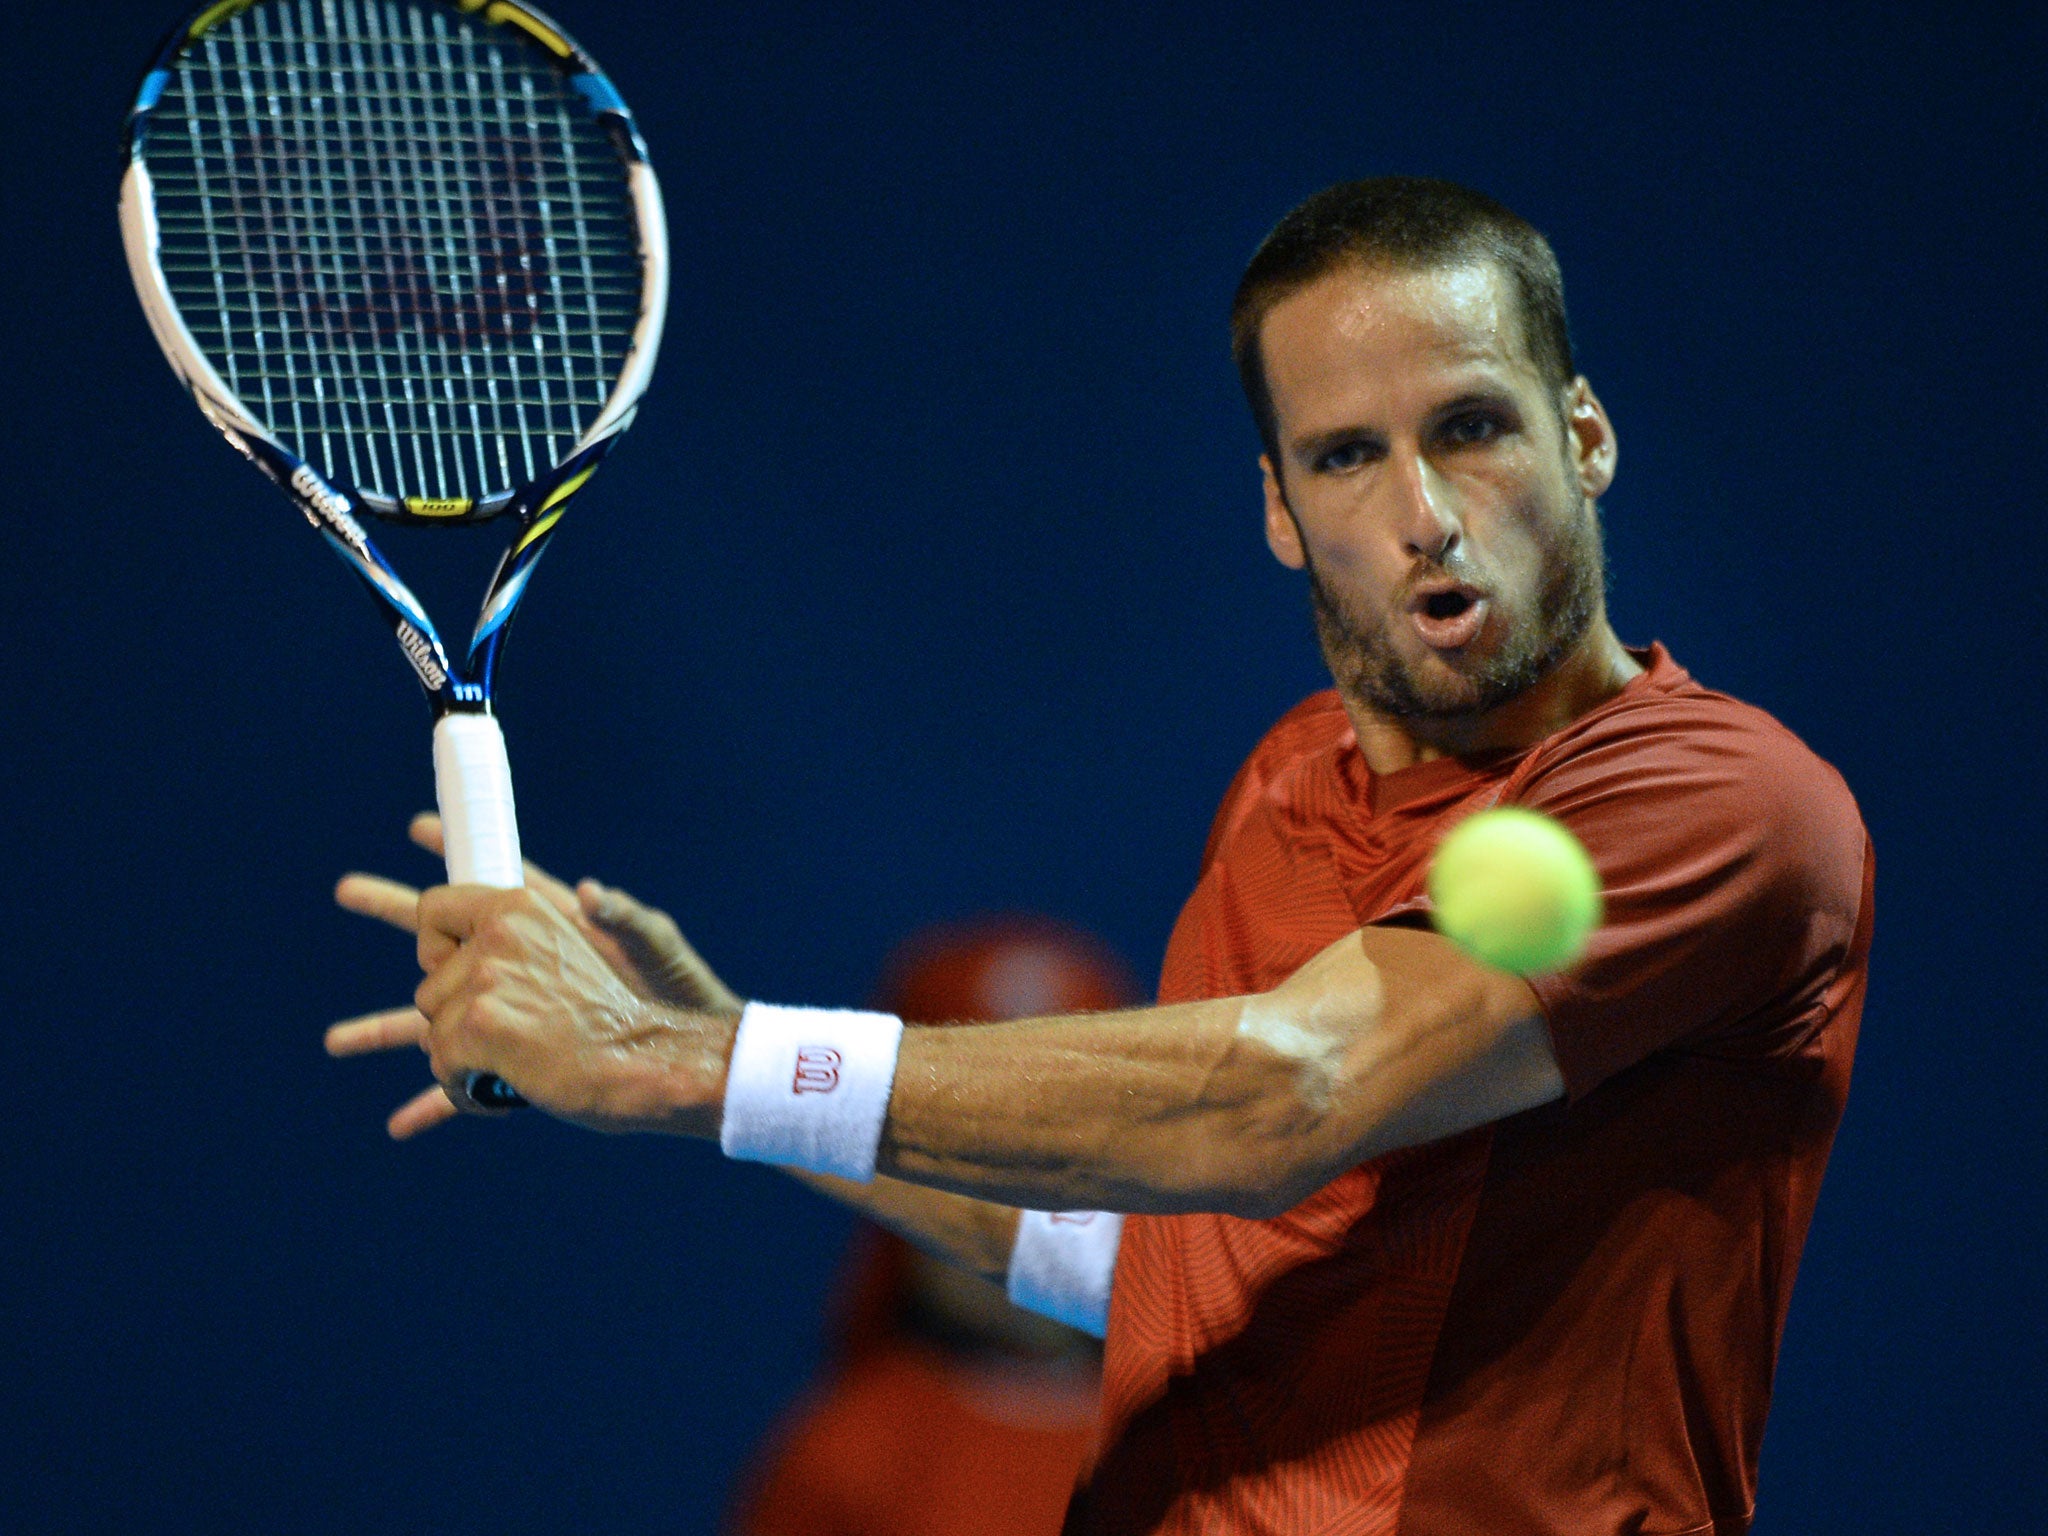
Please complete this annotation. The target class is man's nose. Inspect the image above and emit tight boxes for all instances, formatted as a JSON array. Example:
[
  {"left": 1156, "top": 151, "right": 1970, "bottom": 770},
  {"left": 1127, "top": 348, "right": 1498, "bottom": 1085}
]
[{"left": 1390, "top": 450, "right": 1462, "bottom": 563}]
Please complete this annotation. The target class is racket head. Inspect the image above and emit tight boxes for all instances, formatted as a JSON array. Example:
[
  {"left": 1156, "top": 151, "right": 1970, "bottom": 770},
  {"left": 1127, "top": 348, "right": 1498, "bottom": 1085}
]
[{"left": 120, "top": 0, "right": 668, "bottom": 528}]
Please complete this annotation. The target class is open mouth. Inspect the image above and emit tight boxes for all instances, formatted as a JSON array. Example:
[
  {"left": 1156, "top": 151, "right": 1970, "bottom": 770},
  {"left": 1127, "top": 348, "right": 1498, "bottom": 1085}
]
[{"left": 1407, "top": 583, "right": 1489, "bottom": 650}]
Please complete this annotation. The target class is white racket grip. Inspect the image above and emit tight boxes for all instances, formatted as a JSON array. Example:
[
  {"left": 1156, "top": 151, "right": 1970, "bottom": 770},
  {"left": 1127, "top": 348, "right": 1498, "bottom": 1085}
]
[{"left": 433, "top": 713, "right": 524, "bottom": 888}]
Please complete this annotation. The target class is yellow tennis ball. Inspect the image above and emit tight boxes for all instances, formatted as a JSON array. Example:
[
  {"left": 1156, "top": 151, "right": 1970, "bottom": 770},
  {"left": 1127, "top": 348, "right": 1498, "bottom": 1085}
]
[{"left": 1427, "top": 807, "right": 1602, "bottom": 976}]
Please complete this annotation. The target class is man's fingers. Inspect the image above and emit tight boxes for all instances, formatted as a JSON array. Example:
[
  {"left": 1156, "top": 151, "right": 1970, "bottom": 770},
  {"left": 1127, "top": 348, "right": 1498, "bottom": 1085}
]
[
  {"left": 388, "top": 1083, "right": 459, "bottom": 1140},
  {"left": 579, "top": 878, "right": 624, "bottom": 924},
  {"left": 335, "top": 873, "right": 424, "bottom": 934},
  {"left": 412, "top": 941, "right": 474, "bottom": 1021},
  {"left": 419, "top": 927, "right": 458, "bottom": 970},
  {"left": 579, "top": 880, "right": 743, "bottom": 1012},
  {"left": 410, "top": 811, "right": 578, "bottom": 913},
  {"left": 578, "top": 879, "right": 672, "bottom": 971},
  {"left": 408, "top": 812, "right": 446, "bottom": 857},
  {"left": 414, "top": 883, "right": 536, "bottom": 973},
  {"left": 326, "top": 1006, "right": 428, "bottom": 1057},
  {"left": 416, "top": 884, "right": 505, "bottom": 945},
  {"left": 579, "top": 879, "right": 669, "bottom": 946}
]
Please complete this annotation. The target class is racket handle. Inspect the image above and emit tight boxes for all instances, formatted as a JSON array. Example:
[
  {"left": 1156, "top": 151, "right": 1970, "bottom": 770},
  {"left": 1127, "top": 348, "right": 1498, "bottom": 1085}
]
[
  {"left": 432, "top": 712, "right": 531, "bottom": 1111},
  {"left": 434, "top": 713, "right": 524, "bottom": 887}
]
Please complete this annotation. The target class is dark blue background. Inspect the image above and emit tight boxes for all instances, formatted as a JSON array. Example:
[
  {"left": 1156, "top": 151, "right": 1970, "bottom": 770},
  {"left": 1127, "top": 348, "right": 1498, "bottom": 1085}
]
[{"left": 4, "top": 1, "right": 2041, "bottom": 1529}]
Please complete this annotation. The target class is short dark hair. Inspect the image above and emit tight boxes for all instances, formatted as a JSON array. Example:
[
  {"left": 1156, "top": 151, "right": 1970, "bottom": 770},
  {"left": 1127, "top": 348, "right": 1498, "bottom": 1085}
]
[{"left": 1231, "top": 178, "right": 1576, "bottom": 464}]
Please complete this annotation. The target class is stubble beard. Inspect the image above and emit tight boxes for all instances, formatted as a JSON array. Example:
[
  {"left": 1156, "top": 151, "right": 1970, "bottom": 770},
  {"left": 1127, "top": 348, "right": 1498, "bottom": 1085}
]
[{"left": 1306, "top": 494, "right": 1606, "bottom": 721}]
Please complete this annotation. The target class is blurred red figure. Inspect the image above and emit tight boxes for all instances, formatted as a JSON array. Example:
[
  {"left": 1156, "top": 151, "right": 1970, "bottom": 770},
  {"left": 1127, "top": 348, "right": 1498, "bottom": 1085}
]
[{"left": 728, "top": 918, "right": 1139, "bottom": 1536}]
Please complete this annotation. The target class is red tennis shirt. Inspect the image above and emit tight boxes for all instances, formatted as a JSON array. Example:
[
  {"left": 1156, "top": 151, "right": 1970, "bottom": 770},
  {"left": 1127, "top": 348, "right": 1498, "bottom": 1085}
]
[{"left": 1066, "top": 645, "right": 1873, "bottom": 1536}]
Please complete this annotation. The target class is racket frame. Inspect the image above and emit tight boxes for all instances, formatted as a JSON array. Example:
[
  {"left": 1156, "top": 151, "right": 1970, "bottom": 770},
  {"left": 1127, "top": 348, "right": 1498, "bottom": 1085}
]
[
  {"left": 119, "top": 0, "right": 671, "bottom": 1108},
  {"left": 119, "top": 0, "right": 668, "bottom": 724}
]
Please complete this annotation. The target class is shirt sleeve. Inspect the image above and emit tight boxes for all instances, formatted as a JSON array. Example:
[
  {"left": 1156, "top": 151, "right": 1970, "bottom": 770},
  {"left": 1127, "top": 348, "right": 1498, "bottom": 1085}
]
[{"left": 1511, "top": 697, "right": 1870, "bottom": 1099}]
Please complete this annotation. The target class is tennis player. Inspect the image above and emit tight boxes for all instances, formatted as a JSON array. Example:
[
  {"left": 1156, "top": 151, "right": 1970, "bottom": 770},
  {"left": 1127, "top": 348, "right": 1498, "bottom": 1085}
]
[{"left": 333, "top": 178, "right": 1871, "bottom": 1535}]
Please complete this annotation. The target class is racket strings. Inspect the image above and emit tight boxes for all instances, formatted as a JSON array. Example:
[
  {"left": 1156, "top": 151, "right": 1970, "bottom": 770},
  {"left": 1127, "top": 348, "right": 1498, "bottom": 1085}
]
[{"left": 145, "top": 0, "right": 641, "bottom": 505}]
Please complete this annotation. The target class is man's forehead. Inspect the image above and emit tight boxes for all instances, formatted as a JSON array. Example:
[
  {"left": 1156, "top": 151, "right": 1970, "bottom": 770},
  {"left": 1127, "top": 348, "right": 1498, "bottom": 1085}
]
[{"left": 1260, "top": 259, "right": 1536, "bottom": 397}]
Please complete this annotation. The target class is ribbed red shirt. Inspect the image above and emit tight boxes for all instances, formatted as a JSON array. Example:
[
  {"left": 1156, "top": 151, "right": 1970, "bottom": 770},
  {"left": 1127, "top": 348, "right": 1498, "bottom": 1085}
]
[{"left": 1066, "top": 645, "right": 1873, "bottom": 1536}]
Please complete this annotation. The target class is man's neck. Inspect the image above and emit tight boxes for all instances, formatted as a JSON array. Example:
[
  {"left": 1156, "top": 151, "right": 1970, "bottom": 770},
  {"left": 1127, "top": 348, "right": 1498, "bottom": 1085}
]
[{"left": 1344, "top": 623, "right": 1644, "bottom": 776}]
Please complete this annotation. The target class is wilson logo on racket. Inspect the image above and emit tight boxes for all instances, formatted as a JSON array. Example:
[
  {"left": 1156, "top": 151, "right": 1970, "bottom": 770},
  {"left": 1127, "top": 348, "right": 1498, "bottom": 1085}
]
[
  {"left": 395, "top": 623, "right": 450, "bottom": 691},
  {"left": 792, "top": 1048, "right": 844, "bottom": 1096},
  {"left": 286, "top": 464, "right": 369, "bottom": 551}
]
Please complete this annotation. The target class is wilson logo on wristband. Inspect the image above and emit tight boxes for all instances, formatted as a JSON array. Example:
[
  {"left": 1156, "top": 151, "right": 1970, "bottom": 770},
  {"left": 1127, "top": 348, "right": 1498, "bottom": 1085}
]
[
  {"left": 792, "top": 1046, "right": 844, "bottom": 1094},
  {"left": 722, "top": 1004, "right": 902, "bottom": 1182}
]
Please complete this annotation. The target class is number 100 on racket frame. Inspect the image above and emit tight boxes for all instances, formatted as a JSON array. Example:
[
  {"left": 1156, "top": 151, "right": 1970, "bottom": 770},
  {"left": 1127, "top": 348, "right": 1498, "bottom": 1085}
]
[{"left": 120, "top": 0, "right": 670, "bottom": 1109}]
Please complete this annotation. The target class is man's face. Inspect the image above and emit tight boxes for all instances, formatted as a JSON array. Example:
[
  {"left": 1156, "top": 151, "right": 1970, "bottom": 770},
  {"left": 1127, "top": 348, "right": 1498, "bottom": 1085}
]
[{"left": 1257, "top": 260, "right": 1616, "bottom": 724}]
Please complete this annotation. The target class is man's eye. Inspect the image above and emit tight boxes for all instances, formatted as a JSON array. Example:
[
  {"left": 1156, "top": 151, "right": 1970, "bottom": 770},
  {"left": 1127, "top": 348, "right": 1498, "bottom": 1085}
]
[
  {"left": 1316, "top": 441, "right": 1373, "bottom": 473},
  {"left": 1441, "top": 412, "right": 1506, "bottom": 446}
]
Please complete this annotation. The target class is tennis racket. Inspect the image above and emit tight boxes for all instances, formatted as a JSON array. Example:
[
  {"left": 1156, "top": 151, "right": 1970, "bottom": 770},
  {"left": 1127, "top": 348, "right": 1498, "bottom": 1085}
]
[{"left": 120, "top": 0, "right": 668, "bottom": 1110}]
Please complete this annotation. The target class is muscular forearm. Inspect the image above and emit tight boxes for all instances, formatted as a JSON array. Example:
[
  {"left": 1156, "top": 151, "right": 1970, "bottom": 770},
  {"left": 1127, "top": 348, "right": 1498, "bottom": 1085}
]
[
  {"left": 691, "top": 990, "right": 1336, "bottom": 1228},
  {"left": 629, "top": 989, "right": 1365, "bottom": 1217},
  {"left": 876, "top": 993, "right": 1357, "bottom": 1219},
  {"left": 654, "top": 929, "right": 1544, "bottom": 1220},
  {"left": 875, "top": 927, "right": 1555, "bottom": 1218}
]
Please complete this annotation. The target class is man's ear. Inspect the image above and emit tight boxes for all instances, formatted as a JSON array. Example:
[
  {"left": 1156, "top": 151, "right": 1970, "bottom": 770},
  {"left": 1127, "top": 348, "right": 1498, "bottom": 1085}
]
[
  {"left": 1564, "top": 379, "right": 1618, "bottom": 499},
  {"left": 1262, "top": 456, "right": 1306, "bottom": 570}
]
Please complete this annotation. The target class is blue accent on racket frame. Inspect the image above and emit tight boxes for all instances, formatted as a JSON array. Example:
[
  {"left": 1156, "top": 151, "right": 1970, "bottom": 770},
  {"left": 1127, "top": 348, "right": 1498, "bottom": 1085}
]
[{"left": 571, "top": 72, "right": 628, "bottom": 117}]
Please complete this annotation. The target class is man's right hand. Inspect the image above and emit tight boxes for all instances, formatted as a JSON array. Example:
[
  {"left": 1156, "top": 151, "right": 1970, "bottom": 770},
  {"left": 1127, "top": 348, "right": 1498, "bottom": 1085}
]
[{"left": 326, "top": 813, "right": 742, "bottom": 1138}]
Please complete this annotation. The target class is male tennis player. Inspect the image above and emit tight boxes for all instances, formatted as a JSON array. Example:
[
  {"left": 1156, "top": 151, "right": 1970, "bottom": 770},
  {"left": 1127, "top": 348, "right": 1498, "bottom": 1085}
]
[{"left": 333, "top": 178, "right": 1871, "bottom": 1534}]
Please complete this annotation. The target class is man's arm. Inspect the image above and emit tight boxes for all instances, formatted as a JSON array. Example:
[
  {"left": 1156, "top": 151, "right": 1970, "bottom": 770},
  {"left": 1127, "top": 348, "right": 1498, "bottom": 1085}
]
[
  {"left": 410, "top": 883, "right": 1564, "bottom": 1220},
  {"left": 876, "top": 924, "right": 1559, "bottom": 1218}
]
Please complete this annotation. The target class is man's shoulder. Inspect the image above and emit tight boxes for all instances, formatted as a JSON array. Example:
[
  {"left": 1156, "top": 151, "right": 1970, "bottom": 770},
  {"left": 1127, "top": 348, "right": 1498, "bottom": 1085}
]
[
  {"left": 1533, "top": 646, "right": 1861, "bottom": 826},
  {"left": 1250, "top": 688, "right": 1353, "bottom": 763},
  {"left": 1517, "top": 649, "right": 1873, "bottom": 1090},
  {"left": 1516, "top": 647, "right": 1869, "bottom": 932},
  {"left": 1226, "top": 689, "right": 1357, "bottom": 807}
]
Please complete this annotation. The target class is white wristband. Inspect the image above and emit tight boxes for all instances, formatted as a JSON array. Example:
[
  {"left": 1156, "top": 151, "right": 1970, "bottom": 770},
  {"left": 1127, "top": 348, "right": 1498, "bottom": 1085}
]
[
  {"left": 1007, "top": 1209, "right": 1123, "bottom": 1339},
  {"left": 718, "top": 1002, "right": 905, "bottom": 1182}
]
